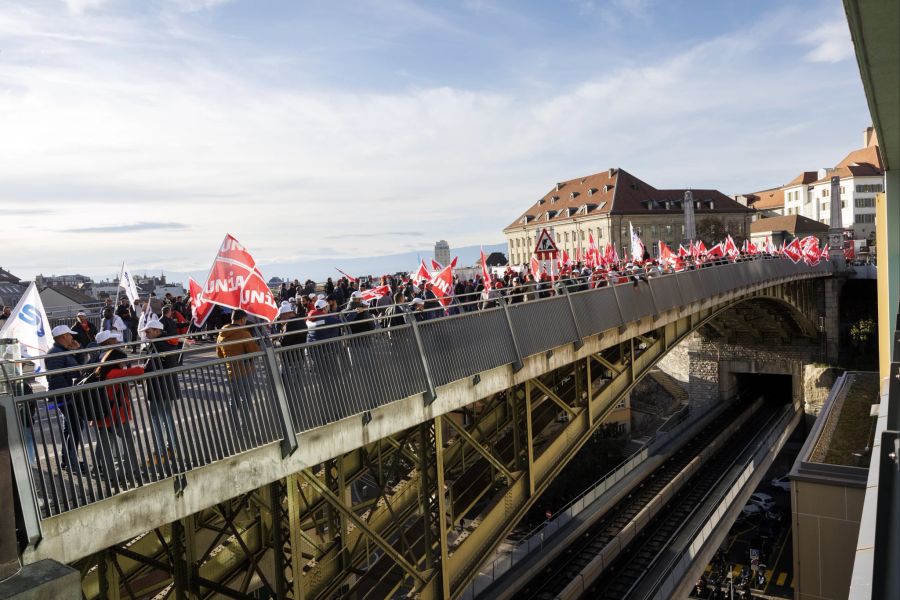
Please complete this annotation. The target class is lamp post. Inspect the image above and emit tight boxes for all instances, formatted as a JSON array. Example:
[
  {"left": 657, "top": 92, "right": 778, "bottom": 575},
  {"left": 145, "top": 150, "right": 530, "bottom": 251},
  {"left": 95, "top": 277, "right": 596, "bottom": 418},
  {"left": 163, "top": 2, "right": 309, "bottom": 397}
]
[
  {"left": 829, "top": 175, "right": 845, "bottom": 262},
  {"left": 683, "top": 189, "right": 696, "bottom": 245}
]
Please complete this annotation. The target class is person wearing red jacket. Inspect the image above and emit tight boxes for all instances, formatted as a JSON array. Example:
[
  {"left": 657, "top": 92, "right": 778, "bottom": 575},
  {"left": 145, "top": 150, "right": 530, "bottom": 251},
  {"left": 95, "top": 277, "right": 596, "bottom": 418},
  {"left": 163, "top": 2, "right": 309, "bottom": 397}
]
[{"left": 90, "top": 348, "right": 144, "bottom": 487}]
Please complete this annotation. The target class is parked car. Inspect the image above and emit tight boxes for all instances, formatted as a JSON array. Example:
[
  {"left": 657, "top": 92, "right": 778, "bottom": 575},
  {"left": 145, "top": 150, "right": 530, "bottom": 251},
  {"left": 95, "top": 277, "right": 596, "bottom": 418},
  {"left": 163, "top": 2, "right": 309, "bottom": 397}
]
[
  {"left": 742, "top": 503, "right": 763, "bottom": 517},
  {"left": 748, "top": 492, "right": 776, "bottom": 511},
  {"left": 771, "top": 475, "right": 791, "bottom": 492}
]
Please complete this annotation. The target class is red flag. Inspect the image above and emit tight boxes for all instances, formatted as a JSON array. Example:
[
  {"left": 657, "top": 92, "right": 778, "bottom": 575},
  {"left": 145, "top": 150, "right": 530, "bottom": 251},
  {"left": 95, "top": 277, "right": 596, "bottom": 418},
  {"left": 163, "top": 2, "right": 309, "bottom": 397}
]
[
  {"left": 429, "top": 264, "right": 454, "bottom": 307},
  {"left": 783, "top": 238, "right": 803, "bottom": 263},
  {"left": 844, "top": 244, "right": 855, "bottom": 260},
  {"left": 335, "top": 268, "right": 357, "bottom": 282},
  {"left": 677, "top": 244, "right": 689, "bottom": 259},
  {"left": 530, "top": 255, "right": 541, "bottom": 277},
  {"left": 449, "top": 256, "right": 458, "bottom": 269},
  {"left": 747, "top": 240, "right": 758, "bottom": 255},
  {"left": 706, "top": 242, "right": 725, "bottom": 259},
  {"left": 359, "top": 285, "right": 391, "bottom": 303},
  {"left": 431, "top": 258, "right": 442, "bottom": 271},
  {"left": 480, "top": 247, "right": 492, "bottom": 290},
  {"left": 587, "top": 232, "right": 599, "bottom": 268},
  {"left": 201, "top": 234, "right": 278, "bottom": 321},
  {"left": 723, "top": 235, "right": 739, "bottom": 260},
  {"left": 413, "top": 260, "right": 430, "bottom": 285},
  {"left": 188, "top": 277, "right": 214, "bottom": 328}
]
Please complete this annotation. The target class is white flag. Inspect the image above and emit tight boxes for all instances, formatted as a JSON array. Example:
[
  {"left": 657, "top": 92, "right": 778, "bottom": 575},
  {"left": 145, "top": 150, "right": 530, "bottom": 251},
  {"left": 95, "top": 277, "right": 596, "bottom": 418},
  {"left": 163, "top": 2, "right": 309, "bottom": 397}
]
[
  {"left": 629, "top": 221, "right": 645, "bottom": 263},
  {"left": 119, "top": 261, "right": 140, "bottom": 306},
  {"left": 0, "top": 282, "right": 52, "bottom": 385}
]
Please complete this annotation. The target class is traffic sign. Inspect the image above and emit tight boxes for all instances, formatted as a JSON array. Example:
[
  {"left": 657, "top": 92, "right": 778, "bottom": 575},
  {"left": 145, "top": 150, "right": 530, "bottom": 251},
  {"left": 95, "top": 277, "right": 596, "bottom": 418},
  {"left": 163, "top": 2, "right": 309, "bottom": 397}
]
[{"left": 534, "top": 228, "right": 558, "bottom": 258}]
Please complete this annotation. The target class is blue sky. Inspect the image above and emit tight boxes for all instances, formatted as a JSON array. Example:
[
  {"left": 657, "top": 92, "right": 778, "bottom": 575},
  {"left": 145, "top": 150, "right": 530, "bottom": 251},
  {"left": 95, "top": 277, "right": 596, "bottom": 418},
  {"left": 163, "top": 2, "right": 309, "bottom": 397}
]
[{"left": 1, "top": 0, "right": 869, "bottom": 280}]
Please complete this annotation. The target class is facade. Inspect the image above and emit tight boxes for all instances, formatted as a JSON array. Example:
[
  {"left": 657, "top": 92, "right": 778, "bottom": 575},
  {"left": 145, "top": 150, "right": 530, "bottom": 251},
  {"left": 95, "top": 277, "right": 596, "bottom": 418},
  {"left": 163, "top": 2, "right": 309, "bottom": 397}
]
[
  {"left": 39, "top": 286, "right": 95, "bottom": 315},
  {"left": 503, "top": 168, "right": 752, "bottom": 266},
  {"left": 434, "top": 240, "right": 451, "bottom": 267},
  {"left": 742, "top": 128, "right": 884, "bottom": 243}
]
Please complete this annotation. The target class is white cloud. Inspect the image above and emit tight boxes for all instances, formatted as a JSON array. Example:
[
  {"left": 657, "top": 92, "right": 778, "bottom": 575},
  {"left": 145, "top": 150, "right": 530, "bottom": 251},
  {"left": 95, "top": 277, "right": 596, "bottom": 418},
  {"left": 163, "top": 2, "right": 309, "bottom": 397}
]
[
  {"left": 0, "top": 2, "right": 868, "bottom": 280},
  {"left": 61, "top": 0, "right": 108, "bottom": 16},
  {"left": 801, "top": 20, "right": 853, "bottom": 63},
  {"left": 167, "top": 0, "right": 233, "bottom": 12}
]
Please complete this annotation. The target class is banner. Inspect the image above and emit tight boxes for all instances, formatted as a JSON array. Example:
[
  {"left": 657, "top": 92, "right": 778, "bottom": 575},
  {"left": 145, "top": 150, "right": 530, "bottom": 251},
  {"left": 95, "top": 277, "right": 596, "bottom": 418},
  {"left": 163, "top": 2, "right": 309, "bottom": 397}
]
[
  {"left": 783, "top": 238, "right": 803, "bottom": 263},
  {"left": 200, "top": 234, "right": 278, "bottom": 322},
  {"left": 119, "top": 261, "right": 140, "bottom": 306},
  {"left": 723, "top": 235, "right": 739, "bottom": 260},
  {"left": 0, "top": 282, "right": 51, "bottom": 385},
  {"left": 586, "top": 232, "right": 599, "bottom": 268},
  {"left": 188, "top": 277, "right": 214, "bottom": 328}
]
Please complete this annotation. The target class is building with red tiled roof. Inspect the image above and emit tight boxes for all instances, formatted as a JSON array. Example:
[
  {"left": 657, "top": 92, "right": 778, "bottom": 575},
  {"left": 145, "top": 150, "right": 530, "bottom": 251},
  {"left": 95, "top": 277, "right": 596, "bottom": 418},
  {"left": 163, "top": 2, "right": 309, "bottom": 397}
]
[
  {"left": 739, "top": 127, "right": 884, "bottom": 243},
  {"left": 503, "top": 167, "right": 752, "bottom": 265},
  {"left": 749, "top": 214, "right": 829, "bottom": 247}
]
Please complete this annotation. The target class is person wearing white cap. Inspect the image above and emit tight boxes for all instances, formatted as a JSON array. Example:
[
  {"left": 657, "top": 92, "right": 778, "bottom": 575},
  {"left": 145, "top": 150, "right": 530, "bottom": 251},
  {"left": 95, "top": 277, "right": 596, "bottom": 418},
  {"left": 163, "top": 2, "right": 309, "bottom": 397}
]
[
  {"left": 45, "top": 324, "right": 90, "bottom": 473},
  {"left": 306, "top": 298, "right": 341, "bottom": 344},
  {"left": 277, "top": 301, "right": 307, "bottom": 348},
  {"left": 409, "top": 297, "right": 427, "bottom": 321},
  {"left": 344, "top": 291, "right": 376, "bottom": 335},
  {"left": 140, "top": 316, "right": 182, "bottom": 470},
  {"left": 72, "top": 311, "right": 97, "bottom": 347}
]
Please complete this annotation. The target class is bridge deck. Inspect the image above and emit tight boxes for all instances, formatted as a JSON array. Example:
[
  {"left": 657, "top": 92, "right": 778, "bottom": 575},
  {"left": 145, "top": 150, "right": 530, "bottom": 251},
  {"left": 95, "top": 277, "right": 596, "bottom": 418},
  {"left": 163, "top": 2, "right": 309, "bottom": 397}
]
[{"left": 3, "top": 257, "right": 834, "bottom": 565}]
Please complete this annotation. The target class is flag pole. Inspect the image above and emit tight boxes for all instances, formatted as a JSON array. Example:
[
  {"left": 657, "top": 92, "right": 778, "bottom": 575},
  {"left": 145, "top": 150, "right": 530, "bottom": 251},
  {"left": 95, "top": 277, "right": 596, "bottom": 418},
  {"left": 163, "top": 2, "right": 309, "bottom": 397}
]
[{"left": 114, "top": 261, "right": 123, "bottom": 306}]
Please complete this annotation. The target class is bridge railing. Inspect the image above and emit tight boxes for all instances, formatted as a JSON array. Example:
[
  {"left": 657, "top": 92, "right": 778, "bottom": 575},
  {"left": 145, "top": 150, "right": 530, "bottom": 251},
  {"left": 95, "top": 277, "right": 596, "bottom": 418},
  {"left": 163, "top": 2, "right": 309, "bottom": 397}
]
[{"left": 1, "top": 257, "right": 833, "bottom": 530}]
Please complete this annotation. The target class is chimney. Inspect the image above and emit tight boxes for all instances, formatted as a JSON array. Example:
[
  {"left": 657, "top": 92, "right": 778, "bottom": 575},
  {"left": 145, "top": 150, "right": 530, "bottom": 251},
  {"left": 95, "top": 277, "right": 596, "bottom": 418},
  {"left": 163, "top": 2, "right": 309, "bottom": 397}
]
[{"left": 864, "top": 126, "right": 878, "bottom": 148}]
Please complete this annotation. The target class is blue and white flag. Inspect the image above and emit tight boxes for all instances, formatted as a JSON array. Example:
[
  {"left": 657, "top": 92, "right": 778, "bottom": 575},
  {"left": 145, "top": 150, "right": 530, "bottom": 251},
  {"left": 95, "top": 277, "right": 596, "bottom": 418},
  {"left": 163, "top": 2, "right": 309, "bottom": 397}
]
[
  {"left": 0, "top": 282, "right": 51, "bottom": 385},
  {"left": 119, "top": 261, "right": 140, "bottom": 306}
]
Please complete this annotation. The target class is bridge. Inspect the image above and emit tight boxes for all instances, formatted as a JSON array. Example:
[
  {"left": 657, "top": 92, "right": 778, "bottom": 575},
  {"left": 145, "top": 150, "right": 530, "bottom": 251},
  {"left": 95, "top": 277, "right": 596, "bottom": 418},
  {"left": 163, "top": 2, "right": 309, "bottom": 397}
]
[{"left": 2, "top": 257, "right": 837, "bottom": 598}]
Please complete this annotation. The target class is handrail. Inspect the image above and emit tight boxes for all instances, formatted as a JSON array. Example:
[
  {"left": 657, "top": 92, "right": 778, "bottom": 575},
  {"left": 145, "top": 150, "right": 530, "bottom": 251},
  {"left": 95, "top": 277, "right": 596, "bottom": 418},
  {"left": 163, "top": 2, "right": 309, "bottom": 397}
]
[{"left": 0, "top": 256, "right": 832, "bottom": 523}]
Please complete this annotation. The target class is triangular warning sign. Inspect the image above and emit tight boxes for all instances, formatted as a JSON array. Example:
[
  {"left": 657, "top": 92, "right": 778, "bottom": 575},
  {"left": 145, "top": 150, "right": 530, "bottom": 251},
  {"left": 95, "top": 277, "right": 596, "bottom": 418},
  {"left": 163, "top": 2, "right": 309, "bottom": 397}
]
[{"left": 534, "top": 228, "right": 558, "bottom": 255}]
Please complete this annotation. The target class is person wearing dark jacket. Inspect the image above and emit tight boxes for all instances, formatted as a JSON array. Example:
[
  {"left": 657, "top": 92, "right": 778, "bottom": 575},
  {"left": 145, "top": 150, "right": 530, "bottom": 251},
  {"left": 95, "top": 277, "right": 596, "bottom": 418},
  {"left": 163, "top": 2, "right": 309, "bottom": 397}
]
[
  {"left": 46, "top": 325, "right": 88, "bottom": 473},
  {"left": 306, "top": 299, "right": 342, "bottom": 343},
  {"left": 89, "top": 349, "right": 143, "bottom": 485},
  {"left": 140, "top": 317, "right": 182, "bottom": 471},
  {"left": 277, "top": 302, "right": 307, "bottom": 347},
  {"left": 381, "top": 292, "right": 408, "bottom": 328},
  {"left": 343, "top": 292, "right": 377, "bottom": 335},
  {"left": 72, "top": 312, "right": 97, "bottom": 347}
]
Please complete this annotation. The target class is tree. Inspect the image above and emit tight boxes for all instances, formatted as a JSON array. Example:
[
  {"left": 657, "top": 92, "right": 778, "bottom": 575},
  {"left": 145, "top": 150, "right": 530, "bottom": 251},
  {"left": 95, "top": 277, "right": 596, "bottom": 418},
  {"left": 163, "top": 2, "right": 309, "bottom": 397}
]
[{"left": 850, "top": 318, "right": 876, "bottom": 348}]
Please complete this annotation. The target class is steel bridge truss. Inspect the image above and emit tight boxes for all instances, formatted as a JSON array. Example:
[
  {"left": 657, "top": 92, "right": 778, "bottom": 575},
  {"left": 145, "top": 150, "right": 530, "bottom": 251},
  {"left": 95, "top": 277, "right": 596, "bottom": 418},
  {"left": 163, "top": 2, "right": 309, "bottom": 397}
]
[{"left": 69, "top": 283, "right": 822, "bottom": 599}]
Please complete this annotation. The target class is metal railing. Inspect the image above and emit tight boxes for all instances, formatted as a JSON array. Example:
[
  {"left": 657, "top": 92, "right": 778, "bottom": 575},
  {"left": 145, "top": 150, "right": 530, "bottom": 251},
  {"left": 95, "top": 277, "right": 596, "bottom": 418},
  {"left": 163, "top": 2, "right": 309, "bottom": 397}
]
[{"left": 0, "top": 256, "right": 833, "bottom": 529}]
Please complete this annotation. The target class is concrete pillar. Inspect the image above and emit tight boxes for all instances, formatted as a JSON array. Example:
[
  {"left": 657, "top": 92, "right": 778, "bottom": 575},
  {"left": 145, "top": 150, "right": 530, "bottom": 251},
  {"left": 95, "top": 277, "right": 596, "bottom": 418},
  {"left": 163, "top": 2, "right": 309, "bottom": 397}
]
[{"left": 823, "top": 278, "right": 843, "bottom": 364}]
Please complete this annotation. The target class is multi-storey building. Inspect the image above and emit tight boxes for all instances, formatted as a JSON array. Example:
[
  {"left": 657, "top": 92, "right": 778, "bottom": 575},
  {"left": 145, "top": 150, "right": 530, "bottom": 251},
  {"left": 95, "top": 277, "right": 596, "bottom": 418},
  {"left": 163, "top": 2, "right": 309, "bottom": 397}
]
[
  {"left": 742, "top": 127, "right": 884, "bottom": 243},
  {"left": 503, "top": 168, "right": 752, "bottom": 266}
]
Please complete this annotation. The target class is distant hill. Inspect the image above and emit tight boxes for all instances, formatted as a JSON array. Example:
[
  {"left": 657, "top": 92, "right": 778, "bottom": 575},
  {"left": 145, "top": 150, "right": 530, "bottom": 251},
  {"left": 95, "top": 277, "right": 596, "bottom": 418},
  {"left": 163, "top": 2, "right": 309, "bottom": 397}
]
[{"left": 165, "top": 242, "right": 507, "bottom": 286}]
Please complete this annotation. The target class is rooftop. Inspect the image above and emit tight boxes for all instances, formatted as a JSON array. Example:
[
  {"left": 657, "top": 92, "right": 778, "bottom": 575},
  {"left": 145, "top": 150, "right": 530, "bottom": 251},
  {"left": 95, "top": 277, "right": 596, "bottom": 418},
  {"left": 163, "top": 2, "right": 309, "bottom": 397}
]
[
  {"left": 810, "top": 371, "right": 880, "bottom": 467},
  {"left": 750, "top": 214, "right": 829, "bottom": 235},
  {"left": 504, "top": 167, "right": 750, "bottom": 232}
]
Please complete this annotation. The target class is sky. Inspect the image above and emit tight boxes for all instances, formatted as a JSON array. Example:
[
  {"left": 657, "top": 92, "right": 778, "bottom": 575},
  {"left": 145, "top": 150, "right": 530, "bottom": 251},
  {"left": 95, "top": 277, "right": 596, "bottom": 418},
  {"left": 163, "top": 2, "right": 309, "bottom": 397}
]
[{"left": 0, "top": 0, "right": 870, "bottom": 281}]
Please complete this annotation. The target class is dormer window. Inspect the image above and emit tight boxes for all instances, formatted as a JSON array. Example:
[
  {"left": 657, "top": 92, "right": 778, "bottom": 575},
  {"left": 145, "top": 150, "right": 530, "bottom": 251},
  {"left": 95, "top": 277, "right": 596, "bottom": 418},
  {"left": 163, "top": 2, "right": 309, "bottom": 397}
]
[
  {"left": 550, "top": 195, "right": 559, "bottom": 204},
  {"left": 603, "top": 184, "right": 613, "bottom": 193},
  {"left": 598, "top": 201, "right": 607, "bottom": 210},
  {"left": 588, "top": 188, "right": 598, "bottom": 196},
  {"left": 537, "top": 198, "right": 545, "bottom": 205},
  {"left": 570, "top": 191, "right": 579, "bottom": 200},
  {"left": 556, "top": 182, "right": 565, "bottom": 191}
]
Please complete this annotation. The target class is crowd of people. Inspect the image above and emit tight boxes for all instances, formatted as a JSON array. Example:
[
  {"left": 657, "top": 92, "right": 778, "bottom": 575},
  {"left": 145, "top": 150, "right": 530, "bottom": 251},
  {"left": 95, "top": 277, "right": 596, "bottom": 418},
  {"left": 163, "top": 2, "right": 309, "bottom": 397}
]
[{"left": 15, "top": 248, "right": 810, "bottom": 488}]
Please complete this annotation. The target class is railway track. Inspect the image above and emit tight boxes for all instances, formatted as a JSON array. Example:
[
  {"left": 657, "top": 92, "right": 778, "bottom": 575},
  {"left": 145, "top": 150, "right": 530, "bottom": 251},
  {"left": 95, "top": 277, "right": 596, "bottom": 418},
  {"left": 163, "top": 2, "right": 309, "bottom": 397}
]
[
  {"left": 515, "top": 397, "right": 762, "bottom": 600},
  {"left": 586, "top": 400, "right": 783, "bottom": 598}
]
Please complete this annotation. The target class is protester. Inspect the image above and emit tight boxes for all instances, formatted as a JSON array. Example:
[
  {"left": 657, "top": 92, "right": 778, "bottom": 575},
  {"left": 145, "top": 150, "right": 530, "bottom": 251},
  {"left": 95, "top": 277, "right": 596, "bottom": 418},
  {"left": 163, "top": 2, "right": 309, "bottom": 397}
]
[
  {"left": 88, "top": 348, "right": 143, "bottom": 486},
  {"left": 277, "top": 301, "right": 307, "bottom": 347},
  {"left": 140, "top": 317, "right": 181, "bottom": 470},
  {"left": 72, "top": 311, "right": 97, "bottom": 347},
  {"left": 306, "top": 299, "right": 341, "bottom": 343},
  {"left": 116, "top": 298, "right": 136, "bottom": 344},
  {"left": 216, "top": 309, "right": 261, "bottom": 439},
  {"left": 0, "top": 305, "right": 11, "bottom": 326},
  {"left": 46, "top": 324, "right": 88, "bottom": 474}
]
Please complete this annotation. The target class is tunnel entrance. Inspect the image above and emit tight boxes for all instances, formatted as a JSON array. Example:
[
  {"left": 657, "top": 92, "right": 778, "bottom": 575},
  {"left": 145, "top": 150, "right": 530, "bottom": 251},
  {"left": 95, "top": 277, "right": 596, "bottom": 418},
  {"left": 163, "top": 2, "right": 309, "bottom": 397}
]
[{"left": 733, "top": 372, "right": 793, "bottom": 406}]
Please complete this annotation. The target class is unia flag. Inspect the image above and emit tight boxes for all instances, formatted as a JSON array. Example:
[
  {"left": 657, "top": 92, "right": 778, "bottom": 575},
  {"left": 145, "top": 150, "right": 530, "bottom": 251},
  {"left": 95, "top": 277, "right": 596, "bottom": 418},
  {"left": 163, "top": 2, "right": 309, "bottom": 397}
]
[
  {"left": 188, "top": 277, "right": 214, "bottom": 328},
  {"left": 723, "top": 235, "right": 739, "bottom": 260},
  {"left": 412, "top": 260, "right": 430, "bottom": 285},
  {"left": 783, "top": 238, "right": 803, "bottom": 263},
  {"left": 201, "top": 234, "right": 278, "bottom": 321},
  {"left": 359, "top": 285, "right": 391, "bottom": 303},
  {"left": 586, "top": 231, "right": 599, "bottom": 268},
  {"left": 429, "top": 264, "right": 454, "bottom": 307}
]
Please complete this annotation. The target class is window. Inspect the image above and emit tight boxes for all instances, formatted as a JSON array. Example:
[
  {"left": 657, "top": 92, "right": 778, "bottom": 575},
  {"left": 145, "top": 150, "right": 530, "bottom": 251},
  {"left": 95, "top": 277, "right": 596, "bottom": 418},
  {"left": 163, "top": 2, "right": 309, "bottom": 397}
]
[
  {"left": 856, "top": 183, "right": 884, "bottom": 193},
  {"left": 822, "top": 188, "right": 829, "bottom": 197},
  {"left": 665, "top": 224, "right": 673, "bottom": 237},
  {"left": 841, "top": 186, "right": 846, "bottom": 195},
  {"left": 564, "top": 232, "right": 569, "bottom": 242},
  {"left": 857, "top": 214, "right": 876, "bottom": 223},
  {"left": 855, "top": 197, "right": 876, "bottom": 208},
  {"left": 842, "top": 200, "right": 846, "bottom": 208}
]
